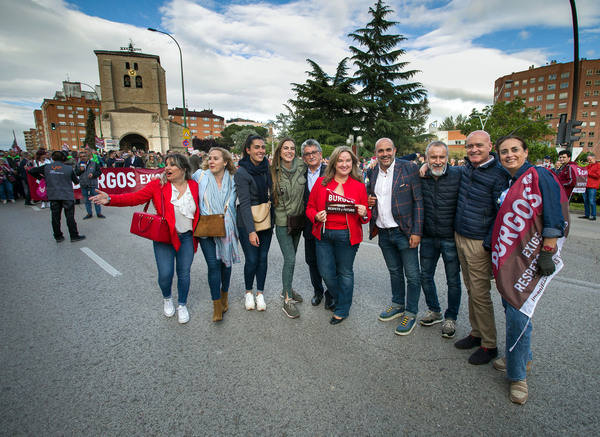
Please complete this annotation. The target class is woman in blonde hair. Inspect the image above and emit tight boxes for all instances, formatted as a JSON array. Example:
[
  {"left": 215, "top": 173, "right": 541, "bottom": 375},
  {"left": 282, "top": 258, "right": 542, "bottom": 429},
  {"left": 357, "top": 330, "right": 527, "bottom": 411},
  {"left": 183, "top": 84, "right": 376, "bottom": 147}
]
[
  {"left": 270, "top": 138, "right": 306, "bottom": 318},
  {"left": 192, "top": 147, "right": 240, "bottom": 322},
  {"left": 306, "top": 146, "right": 371, "bottom": 324}
]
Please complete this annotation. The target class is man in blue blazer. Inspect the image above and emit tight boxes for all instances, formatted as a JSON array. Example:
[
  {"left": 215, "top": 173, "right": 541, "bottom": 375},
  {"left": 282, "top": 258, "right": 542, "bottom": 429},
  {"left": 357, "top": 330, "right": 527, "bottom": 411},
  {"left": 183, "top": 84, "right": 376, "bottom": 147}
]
[{"left": 367, "top": 138, "right": 423, "bottom": 336}]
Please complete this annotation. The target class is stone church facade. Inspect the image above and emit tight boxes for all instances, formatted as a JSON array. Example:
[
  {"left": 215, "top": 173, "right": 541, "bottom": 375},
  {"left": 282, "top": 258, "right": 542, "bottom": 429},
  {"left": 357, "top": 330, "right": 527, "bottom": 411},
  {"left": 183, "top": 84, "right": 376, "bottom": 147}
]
[{"left": 95, "top": 47, "right": 183, "bottom": 152}]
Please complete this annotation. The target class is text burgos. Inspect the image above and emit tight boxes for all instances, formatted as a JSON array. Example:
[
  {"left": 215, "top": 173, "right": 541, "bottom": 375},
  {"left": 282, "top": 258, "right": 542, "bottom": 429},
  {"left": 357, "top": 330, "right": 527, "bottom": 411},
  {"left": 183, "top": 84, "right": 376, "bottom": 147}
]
[
  {"left": 492, "top": 173, "right": 542, "bottom": 269},
  {"left": 98, "top": 171, "right": 161, "bottom": 189}
]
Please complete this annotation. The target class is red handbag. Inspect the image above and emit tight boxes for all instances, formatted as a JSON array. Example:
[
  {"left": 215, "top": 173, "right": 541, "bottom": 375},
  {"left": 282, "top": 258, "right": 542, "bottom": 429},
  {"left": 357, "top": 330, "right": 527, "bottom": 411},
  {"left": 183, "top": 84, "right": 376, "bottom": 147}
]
[{"left": 129, "top": 189, "right": 171, "bottom": 244}]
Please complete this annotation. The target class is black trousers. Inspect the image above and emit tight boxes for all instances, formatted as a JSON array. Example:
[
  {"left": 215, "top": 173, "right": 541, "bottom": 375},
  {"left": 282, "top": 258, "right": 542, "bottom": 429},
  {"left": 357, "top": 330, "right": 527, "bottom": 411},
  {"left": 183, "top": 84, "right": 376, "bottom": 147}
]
[
  {"left": 50, "top": 200, "right": 78, "bottom": 239},
  {"left": 304, "top": 235, "right": 325, "bottom": 296}
]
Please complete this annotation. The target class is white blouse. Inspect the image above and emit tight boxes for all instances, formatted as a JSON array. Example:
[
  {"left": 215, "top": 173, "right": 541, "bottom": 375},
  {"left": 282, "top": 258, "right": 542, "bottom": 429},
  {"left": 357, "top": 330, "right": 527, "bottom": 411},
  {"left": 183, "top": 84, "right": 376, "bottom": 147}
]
[{"left": 171, "top": 183, "right": 196, "bottom": 233}]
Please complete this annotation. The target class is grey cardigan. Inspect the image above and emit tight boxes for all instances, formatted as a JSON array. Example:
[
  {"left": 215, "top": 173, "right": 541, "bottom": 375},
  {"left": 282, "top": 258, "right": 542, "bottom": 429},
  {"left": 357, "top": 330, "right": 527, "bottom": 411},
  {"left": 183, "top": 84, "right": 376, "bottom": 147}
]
[{"left": 234, "top": 165, "right": 272, "bottom": 233}]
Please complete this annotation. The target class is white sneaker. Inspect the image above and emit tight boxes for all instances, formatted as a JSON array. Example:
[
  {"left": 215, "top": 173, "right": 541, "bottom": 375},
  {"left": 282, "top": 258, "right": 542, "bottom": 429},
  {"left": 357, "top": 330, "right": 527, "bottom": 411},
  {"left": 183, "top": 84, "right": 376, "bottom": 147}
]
[
  {"left": 163, "top": 298, "right": 175, "bottom": 317},
  {"left": 256, "top": 293, "right": 266, "bottom": 311},
  {"left": 177, "top": 305, "right": 189, "bottom": 324},
  {"left": 245, "top": 292, "right": 255, "bottom": 310},
  {"left": 1, "top": 200, "right": 6, "bottom": 204},
  {"left": 9, "top": 199, "right": 15, "bottom": 203}
]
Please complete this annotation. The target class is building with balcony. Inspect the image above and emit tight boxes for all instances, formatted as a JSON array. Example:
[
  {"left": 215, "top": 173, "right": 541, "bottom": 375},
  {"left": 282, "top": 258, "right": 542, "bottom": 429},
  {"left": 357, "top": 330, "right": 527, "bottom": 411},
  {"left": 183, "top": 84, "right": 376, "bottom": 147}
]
[
  {"left": 168, "top": 108, "right": 224, "bottom": 139},
  {"left": 35, "top": 81, "right": 100, "bottom": 151},
  {"left": 494, "top": 58, "right": 600, "bottom": 155}
]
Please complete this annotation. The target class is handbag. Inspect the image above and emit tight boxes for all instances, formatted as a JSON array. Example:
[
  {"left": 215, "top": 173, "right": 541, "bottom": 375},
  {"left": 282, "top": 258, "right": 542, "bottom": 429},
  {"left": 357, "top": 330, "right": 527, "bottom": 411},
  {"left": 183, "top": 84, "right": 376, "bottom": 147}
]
[
  {"left": 130, "top": 189, "right": 171, "bottom": 244},
  {"left": 278, "top": 184, "right": 304, "bottom": 235},
  {"left": 251, "top": 202, "right": 271, "bottom": 232},
  {"left": 36, "top": 179, "right": 48, "bottom": 201},
  {"left": 194, "top": 187, "right": 231, "bottom": 238}
]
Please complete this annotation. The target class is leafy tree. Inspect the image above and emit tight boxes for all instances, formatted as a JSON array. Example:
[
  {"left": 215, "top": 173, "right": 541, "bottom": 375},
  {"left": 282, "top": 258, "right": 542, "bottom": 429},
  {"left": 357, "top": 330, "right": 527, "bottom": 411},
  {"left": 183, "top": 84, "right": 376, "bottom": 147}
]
[
  {"left": 84, "top": 109, "right": 96, "bottom": 149},
  {"left": 231, "top": 128, "right": 260, "bottom": 151},
  {"left": 348, "top": 0, "right": 427, "bottom": 148},
  {"left": 527, "top": 141, "right": 558, "bottom": 164},
  {"left": 439, "top": 114, "right": 468, "bottom": 131},
  {"left": 271, "top": 110, "right": 294, "bottom": 139},
  {"left": 287, "top": 58, "right": 359, "bottom": 146},
  {"left": 221, "top": 124, "right": 268, "bottom": 147},
  {"left": 458, "top": 99, "right": 555, "bottom": 145}
]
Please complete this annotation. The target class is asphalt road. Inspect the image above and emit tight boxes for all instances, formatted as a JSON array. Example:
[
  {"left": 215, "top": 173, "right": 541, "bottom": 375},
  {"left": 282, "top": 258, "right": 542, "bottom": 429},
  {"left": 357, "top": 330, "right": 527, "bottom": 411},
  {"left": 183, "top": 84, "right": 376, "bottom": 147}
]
[{"left": 1, "top": 200, "right": 599, "bottom": 436}]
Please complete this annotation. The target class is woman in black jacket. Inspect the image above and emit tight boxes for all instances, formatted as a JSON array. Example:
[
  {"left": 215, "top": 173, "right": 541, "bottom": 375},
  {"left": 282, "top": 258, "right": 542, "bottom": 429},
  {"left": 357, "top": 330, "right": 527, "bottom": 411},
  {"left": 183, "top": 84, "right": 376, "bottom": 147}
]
[{"left": 234, "top": 135, "right": 273, "bottom": 312}]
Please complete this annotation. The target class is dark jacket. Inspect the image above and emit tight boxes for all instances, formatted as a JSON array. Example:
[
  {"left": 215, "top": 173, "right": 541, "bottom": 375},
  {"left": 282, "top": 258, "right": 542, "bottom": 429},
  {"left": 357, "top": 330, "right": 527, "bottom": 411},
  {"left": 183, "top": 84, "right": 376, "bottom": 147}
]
[
  {"left": 124, "top": 156, "right": 144, "bottom": 168},
  {"left": 366, "top": 158, "right": 423, "bottom": 239},
  {"left": 29, "top": 162, "right": 79, "bottom": 201},
  {"left": 234, "top": 165, "right": 272, "bottom": 233},
  {"left": 421, "top": 165, "right": 461, "bottom": 238},
  {"left": 303, "top": 163, "right": 326, "bottom": 238},
  {"left": 454, "top": 153, "right": 509, "bottom": 244},
  {"left": 75, "top": 160, "right": 102, "bottom": 188}
]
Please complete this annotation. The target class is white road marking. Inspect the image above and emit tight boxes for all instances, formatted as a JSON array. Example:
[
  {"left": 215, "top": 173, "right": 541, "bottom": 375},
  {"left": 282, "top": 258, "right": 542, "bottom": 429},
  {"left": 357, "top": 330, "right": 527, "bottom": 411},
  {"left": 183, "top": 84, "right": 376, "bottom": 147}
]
[{"left": 80, "top": 247, "right": 122, "bottom": 277}]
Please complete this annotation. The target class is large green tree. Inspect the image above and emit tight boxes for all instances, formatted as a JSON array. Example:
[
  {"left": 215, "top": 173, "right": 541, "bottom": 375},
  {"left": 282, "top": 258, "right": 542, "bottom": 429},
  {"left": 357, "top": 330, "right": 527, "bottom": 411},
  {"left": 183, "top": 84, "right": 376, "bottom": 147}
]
[
  {"left": 457, "top": 98, "right": 555, "bottom": 145},
  {"left": 348, "top": 0, "right": 427, "bottom": 151},
  {"left": 287, "top": 58, "right": 359, "bottom": 145}
]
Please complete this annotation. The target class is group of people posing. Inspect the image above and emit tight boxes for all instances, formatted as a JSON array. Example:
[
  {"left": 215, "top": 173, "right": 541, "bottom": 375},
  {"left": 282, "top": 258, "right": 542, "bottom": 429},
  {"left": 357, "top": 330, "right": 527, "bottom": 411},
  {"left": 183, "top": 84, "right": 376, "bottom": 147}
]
[{"left": 86, "top": 131, "right": 568, "bottom": 406}]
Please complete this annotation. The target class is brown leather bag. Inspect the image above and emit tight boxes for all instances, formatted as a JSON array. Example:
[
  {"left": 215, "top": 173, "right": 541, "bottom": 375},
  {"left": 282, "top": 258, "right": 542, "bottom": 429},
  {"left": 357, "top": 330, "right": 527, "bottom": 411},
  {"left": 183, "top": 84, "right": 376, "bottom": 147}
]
[
  {"left": 193, "top": 178, "right": 230, "bottom": 238},
  {"left": 194, "top": 213, "right": 225, "bottom": 238}
]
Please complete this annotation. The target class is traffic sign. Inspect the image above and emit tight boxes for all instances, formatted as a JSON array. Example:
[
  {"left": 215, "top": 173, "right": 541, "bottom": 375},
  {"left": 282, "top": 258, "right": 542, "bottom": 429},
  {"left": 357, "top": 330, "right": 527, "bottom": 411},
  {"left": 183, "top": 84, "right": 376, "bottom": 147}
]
[
  {"left": 182, "top": 129, "right": 191, "bottom": 140},
  {"left": 182, "top": 139, "right": 190, "bottom": 148}
]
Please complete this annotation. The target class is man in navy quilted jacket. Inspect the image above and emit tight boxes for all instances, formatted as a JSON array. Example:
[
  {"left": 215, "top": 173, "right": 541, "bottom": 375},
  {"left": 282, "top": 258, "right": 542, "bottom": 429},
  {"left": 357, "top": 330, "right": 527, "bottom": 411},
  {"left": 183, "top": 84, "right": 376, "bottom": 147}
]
[{"left": 453, "top": 130, "right": 509, "bottom": 365}]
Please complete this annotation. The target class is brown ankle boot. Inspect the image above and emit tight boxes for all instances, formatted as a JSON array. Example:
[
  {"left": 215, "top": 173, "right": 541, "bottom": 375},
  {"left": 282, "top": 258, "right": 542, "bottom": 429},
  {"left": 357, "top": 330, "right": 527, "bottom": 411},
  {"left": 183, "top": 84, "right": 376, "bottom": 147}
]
[
  {"left": 212, "top": 300, "right": 223, "bottom": 322},
  {"left": 220, "top": 291, "right": 229, "bottom": 313}
]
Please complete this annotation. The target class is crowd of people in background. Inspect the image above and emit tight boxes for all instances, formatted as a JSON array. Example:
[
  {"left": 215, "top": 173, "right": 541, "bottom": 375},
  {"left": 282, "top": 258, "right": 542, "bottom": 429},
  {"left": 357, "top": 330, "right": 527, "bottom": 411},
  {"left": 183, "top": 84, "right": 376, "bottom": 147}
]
[{"left": 2, "top": 130, "right": 598, "bottom": 406}]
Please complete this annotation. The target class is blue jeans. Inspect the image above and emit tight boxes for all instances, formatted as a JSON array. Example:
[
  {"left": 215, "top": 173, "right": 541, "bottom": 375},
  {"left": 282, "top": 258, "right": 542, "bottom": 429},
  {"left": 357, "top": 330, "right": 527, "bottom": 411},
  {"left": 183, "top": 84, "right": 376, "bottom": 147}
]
[
  {"left": 378, "top": 228, "right": 421, "bottom": 316},
  {"left": 419, "top": 237, "right": 462, "bottom": 320},
  {"left": 238, "top": 227, "right": 272, "bottom": 292},
  {"left": 199, "top": 237, "right": 232, "bottom": 301},
  {"left": 153, "top": 231, "right": 195, "bottom": 305},
  {"left": 503, "top": 299, "right": 532, "bottom": 382},
  {"left": 81, "top": 186, "right": 102, "bottom": 216},
  {"left": 584, "top": 188, "right": 597, "bottom": 218},
  {"left": 316, "top": 229, "right": 359, "bottom": 318},
  {"left": 0, "top": 180, "right": 14, "bottom": 201}
]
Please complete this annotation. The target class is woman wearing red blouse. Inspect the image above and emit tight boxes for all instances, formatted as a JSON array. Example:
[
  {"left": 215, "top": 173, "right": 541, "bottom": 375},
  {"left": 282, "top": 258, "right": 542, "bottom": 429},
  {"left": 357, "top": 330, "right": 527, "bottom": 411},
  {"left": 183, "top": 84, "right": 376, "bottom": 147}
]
[
  {"left": 306, "top": 146, "right": 371, "bottom": 324},
  {"left": 91, "top": 154, "right": 200, "bottom": 324}
]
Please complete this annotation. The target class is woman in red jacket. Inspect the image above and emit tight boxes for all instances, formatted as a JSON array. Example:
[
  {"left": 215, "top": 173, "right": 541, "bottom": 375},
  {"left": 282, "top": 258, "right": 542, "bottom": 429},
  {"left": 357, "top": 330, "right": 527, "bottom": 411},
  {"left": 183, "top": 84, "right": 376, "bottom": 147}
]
[
  {"left": 91, "top": 154, "right": 200, "bottom": 324},
  {"left": 306, "top": 146, "right": 371, "bottom": 324}
]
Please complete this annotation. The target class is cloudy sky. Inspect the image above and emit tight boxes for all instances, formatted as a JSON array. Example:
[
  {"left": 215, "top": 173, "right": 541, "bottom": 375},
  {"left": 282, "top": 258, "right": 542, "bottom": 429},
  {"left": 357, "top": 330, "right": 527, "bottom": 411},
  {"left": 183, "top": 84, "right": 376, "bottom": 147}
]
[{"left": 1, "top": 0, "right": 599, "bottom": 148}]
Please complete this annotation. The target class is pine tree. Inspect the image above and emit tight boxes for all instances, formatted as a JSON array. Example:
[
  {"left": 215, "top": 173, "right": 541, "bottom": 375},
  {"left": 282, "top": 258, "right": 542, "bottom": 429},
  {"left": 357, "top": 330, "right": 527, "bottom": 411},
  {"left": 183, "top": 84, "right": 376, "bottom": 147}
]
[
  {"left": 84, "top": 109, "right": 96, "bottom": 149},
  {"left": 288, "top": 58, "right": 359, "bottom": 145},
  {"left": 349, "top": 0, "right": 427, "bottom": 151}
]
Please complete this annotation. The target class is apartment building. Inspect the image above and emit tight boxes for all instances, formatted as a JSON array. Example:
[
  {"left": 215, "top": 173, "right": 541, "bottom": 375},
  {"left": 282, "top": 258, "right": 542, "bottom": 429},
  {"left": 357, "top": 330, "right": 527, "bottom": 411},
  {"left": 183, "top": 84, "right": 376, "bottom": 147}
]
[
  {"left": 494, "top": 58, "right": 600, "bottom": 154},
  {"left": 168, "top": 108, "right": 224, "bottom": 139}
]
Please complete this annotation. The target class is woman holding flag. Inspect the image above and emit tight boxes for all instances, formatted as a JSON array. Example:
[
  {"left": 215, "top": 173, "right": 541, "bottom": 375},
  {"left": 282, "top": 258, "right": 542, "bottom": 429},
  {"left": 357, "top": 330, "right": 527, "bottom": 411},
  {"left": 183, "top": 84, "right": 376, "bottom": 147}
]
[
  {"left": 306, "top": 146, "right": 370, "bottom": 324},
  {"left": 491, "top": 135, "right": 567, "bottom": 405}
]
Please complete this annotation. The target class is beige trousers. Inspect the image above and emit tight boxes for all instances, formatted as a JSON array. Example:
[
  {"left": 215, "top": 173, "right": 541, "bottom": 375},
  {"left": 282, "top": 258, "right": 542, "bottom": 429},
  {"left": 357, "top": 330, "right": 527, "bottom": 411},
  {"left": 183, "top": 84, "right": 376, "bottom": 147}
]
[{"left": 454, "top": 232, "right": 497, "bottom": 348}]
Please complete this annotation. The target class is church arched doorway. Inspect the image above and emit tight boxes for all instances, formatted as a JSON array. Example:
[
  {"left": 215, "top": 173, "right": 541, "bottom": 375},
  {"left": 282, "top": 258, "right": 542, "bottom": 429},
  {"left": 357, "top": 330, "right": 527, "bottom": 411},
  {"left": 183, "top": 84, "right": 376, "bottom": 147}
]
[{"left": 120, "top": 133, "right": 148, "bottom": 151}]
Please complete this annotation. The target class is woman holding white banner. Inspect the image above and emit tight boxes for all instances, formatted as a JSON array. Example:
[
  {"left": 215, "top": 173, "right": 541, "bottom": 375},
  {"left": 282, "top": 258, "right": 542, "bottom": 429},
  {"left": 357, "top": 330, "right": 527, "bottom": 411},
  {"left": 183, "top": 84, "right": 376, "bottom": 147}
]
[
  {"left": 492, "top": 135, "right": 567, "bottom": 405},
  {"left": 306, "top": 146, "right": 371, "bottom": 325},
  {"left": 192, "top": 147, "right": 240, "bottom": 322},
  {"left": 90, "top": 153, "right": 200, "bottom": 324}
]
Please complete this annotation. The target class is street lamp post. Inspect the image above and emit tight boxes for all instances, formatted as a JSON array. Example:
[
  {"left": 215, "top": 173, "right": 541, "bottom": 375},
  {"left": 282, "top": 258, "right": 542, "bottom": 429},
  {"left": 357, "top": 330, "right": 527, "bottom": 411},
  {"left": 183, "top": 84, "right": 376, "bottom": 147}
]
[
  {"left": 147, "top": 27, "right": 187, "bottom": 129},
  {"left": 80, "top": 82, "right": 103, "bottom": 139}
]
